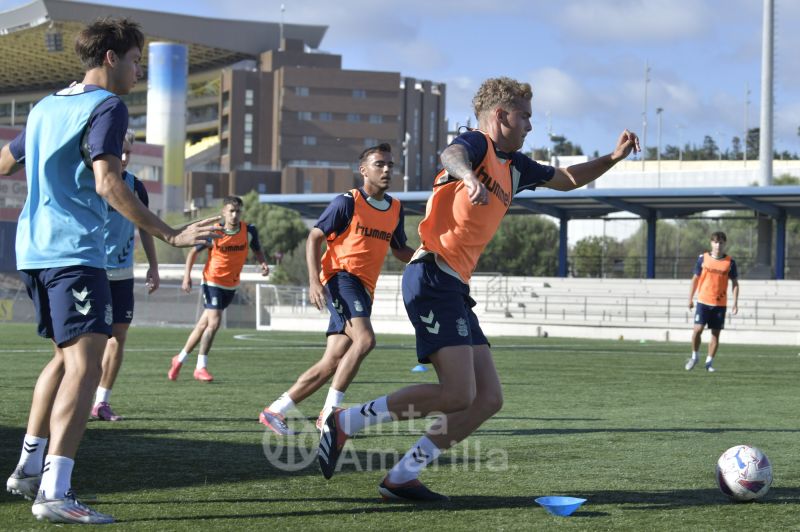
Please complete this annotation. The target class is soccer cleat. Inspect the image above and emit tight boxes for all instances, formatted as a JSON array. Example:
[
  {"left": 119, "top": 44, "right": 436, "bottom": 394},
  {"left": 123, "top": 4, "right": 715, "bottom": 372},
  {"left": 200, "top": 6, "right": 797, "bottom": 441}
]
[
  {"left": 6, "top": 466, "right": 41, "bottom": 500},
  {"left": 193, "top": 367, "right": 214, "bottom": 382},
  {"left": 167, "top": 355, "right": 183, "bottom": 381},
  {"left": 316, "top": 406, "right": 332, "bottom": 431},
  {"left": 259, "top": 409, "right": 297, "bottom": 436},
  {"left": 31, "top": 489, "right": 114, "bottom": 524},
  {"left": 318, "top": 408, "right": 348, "bottom": 479},
  {"left": 706, "top": 365, "right": 716, "bottom": 372},
  {"left": 684, "top": 357, "right": 698, "bottom": 371},
  {"left": 378, "top": 477, "right": 450, "bottom": 502},
  {"left": 91, "top": 402, "right": 123, "bottom": 421}
]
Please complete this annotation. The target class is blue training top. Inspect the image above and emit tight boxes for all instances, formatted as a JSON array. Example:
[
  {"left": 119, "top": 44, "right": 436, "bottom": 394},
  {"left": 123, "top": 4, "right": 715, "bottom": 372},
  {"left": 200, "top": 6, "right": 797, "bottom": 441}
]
[
  {"left": 15, "top": 84, "right": 128, "bottom": 270},
  {"left": 104, "top": 172, "right": 149, "bottom": 271}
]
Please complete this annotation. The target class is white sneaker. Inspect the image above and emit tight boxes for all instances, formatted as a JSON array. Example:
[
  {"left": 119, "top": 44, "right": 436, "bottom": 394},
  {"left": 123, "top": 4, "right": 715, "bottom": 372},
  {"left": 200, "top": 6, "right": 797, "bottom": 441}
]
[
  {"left": 684, "top": 357, "right": 698, "bottom": 371},
  {"left": 32, "top": 489, "right": 114, "bottom": 524},
  {"left": 706, "top": 365, "right": 716, "bottom": 373},
  {"left": 6, "top": 465, "right": 41, "bottom": 500}
]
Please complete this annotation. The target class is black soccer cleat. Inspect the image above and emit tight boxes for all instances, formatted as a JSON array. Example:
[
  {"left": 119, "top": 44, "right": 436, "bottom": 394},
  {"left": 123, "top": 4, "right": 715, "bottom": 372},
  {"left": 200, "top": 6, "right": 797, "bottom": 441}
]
[
  {"left": 378, "top": 477, "right": 450, "bottom": 502},
  {"left": 318, "top": 408, "right": 347, "bottom": 479}
]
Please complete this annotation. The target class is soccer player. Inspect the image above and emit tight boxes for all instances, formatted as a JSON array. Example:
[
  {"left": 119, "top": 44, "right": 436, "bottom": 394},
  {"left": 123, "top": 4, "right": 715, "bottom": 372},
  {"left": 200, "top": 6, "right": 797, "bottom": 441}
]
[
  {"left": 91, "top": 129, "right": 160, "bottom": 421},
  {"left": 0, "top": 18, "right": 220, "bottom": 524},
  {"left": 685, "top": 231, "right": 739, "bottom": 372},
  {"left": 260, "top": 143, "right": 414, "bottom": 435},
  {"left": 317, "top": 77, "right": 640, "bottom": 501},
  {"left": 167, "top": 196, "right": 269, "bottom": 382}
]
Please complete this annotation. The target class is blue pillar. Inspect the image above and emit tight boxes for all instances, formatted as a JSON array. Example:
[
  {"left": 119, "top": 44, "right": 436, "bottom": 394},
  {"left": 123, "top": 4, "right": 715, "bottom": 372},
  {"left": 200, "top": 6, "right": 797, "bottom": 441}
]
[
  {"left": 775, "top": 212, "right": 786, "bottom": 280},
  {"left": 646, "top": 214, "right": 656, "bottom": 279},
  {"left": 558, "top": 216, "right": 569, "bottom": 277}
]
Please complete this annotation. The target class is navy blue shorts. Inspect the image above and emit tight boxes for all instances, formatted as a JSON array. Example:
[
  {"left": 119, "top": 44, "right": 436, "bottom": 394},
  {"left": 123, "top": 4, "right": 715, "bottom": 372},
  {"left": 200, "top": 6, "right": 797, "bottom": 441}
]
[
  {"left": 402, "top": 256, "right": 488, "bottom": 364},
  {"left": 694, "top": 302, "right": 726, "bottom": 330},
  {"left": 109, "top": 278, "right": 135, "bottom": 324},
  {"left": 202, "top": 284, "right": 236, "bottom": 310},
  {"left": 19, "top": 266, "right": 112, "bottom": 347},
  {"left": 324, "top": 271, "right": 372, "bottom": 335}
]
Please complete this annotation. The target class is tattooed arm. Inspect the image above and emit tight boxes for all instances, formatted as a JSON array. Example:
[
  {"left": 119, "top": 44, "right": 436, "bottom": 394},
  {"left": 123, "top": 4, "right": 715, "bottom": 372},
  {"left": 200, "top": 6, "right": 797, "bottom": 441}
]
[{"left": 439, "top": 144, "right": 488, "bottom": 205}]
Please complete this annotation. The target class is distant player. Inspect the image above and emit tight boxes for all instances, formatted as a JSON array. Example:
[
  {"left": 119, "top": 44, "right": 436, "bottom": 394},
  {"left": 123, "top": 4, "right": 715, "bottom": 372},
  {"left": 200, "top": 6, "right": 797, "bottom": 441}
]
[
  {"left": 259, "top": 143, "right": 414, "bottom": 435},
  {"left": 317, "top": 77, "right": 640, "bottom": 501},
  {"left": 685, "top": 231, "right": 739, "bottom": 372},
  {"left": 91, "top": 129, "right": 160, "bottom": 421},
  {"left": 0, "top": 18, "right": 220, "bottom": 524},
  {"left": 167, "top": 196, "right": 269, "bottom": 382}
]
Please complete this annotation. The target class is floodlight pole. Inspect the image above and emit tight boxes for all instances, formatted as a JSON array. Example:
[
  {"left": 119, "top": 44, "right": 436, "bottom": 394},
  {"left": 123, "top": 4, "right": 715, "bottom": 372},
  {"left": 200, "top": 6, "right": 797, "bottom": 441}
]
[
  {"left": 656, "top": 107, "right": 663, "bottom": 187},
  {"left": 403, "top": 131, "right": 411, "bottom": 192},
  {"left": 641, "top": 61, "right": 650, "bottom": 171}
]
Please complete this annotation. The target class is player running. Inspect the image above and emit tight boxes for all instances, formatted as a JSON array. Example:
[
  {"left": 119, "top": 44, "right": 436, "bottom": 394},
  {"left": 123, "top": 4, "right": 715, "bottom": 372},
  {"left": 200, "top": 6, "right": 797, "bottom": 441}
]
[
  {"left": 1, "top": 18, "right": 220, "bottom": 524},
  {"left": 260, "top": 143, "right": 414, "bottom": 435},
  {"left": 167, "top": 195, "right": 269, "bottom": 382},
  {"left": 317, "top": 77, "right": 640, "bottom": 501}
]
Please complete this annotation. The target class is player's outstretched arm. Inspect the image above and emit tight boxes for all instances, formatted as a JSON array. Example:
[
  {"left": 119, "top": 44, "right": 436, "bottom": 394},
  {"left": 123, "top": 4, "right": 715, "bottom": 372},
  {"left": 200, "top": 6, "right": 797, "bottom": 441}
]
[
  {"left": 306, "top": 228, "right": 327, "bottom": 310},
  {"left": 544, "top": 129, "right": 640, "bottom": 191},
  {"left": 0, "top": 144, "right": 22, "bottom": 176},
  {"left": 93, "top": 155, "right": 220, "bottom": 246}
]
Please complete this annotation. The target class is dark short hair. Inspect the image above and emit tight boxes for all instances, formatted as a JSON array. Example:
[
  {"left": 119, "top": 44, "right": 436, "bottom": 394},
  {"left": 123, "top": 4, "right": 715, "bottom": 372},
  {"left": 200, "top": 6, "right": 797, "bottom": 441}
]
[
  {"left": 710, "top": 231, "right": 727, "bottom": 242},
  {"left": 359, "top": 143, "right": 392, "bottom": 165},
  {"left": 75, "top": 18, "right": 144, "bottom": 69},
  {"left": 222, "top": 196, "right": 243, "bottom": 208}
]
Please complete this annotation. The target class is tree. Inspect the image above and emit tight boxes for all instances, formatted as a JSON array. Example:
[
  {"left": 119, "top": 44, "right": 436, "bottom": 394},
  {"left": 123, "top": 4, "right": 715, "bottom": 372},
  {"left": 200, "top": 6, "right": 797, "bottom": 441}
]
[
  {"left": 572, "top": 235, "right": 625, "bottom": 277},
  {"left": 746, "top": 127, "right": 759, "bottom": 160},
  {"left": 701, "top": 135, "right": 719, "bottom": 159},
  {"left": 731, "top": 136, "right": 742, "bottom": 160},
  {"left": 241, "top": 191, "right": 307, "bottom": 261},
  {"left": 478, "top": 215, "right": 559, "bottom": 275}
]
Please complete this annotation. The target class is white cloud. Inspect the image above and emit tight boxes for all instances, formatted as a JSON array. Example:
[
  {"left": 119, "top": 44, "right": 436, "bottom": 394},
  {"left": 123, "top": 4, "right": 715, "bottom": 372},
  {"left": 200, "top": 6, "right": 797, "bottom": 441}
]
[{"left": 529, "top": 67, "right": 592, "bottom": 118}]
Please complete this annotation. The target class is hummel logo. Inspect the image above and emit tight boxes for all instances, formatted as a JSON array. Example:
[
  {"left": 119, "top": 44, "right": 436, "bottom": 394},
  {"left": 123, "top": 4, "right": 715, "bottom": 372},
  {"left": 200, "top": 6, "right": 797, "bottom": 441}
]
[
  {"left": 333, "top": 299, "right": 344, "bottom": 314},
  {"left": 23, "top": 442, "right": 38, "bottom": 453},
  {"left": 360, "top": 401, "right": 377, "bottom": 416},
  {"left": 420, "top": 310, "right": 440, "bottom": 334},
  {"left": 412, "top": 446, "right": 429, "bottom": 464},
  {"left": 75, "top": 301, "right": 92, "bottom": 316},
  {"left": 72, "top": 287, "right": 89, "bottom": 301}
]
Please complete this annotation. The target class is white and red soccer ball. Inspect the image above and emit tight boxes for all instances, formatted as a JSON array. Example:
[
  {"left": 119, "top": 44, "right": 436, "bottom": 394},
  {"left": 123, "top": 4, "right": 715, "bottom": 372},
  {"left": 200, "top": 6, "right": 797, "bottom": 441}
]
[{"left": 716, "top": 445, "right": 773, "bottom": 501}]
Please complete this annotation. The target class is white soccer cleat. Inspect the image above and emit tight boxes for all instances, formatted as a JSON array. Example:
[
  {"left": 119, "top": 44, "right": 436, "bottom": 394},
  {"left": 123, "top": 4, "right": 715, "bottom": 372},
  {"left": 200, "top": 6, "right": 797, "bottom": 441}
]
[
  {"left": 6, "top": 465, "right": 41, "bottom": 500},
  {"left": 32, "top": 489, "right": 114, "bottom": 524},
  {"left": 684, "top": 357, "right": 698, "bottom": 371},
  {"left": 706, "top": 365, "right": 716, "bottom": 372}
]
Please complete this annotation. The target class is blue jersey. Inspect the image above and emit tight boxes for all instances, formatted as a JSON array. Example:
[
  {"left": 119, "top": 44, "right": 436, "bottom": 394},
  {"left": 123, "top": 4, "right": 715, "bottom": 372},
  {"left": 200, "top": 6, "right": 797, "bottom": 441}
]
[
  {"left": 15, "top": 84, "right": 128, "bottom": 270},
  {"left": 104, "top": 172, "right": 149, "bottom": 271}
]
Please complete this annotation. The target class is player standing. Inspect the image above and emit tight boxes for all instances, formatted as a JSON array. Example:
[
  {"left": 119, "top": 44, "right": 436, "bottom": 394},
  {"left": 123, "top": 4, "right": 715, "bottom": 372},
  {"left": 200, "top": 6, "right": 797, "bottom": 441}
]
[
  {"left": 260, "top": 143, "right": 413, "bottom": 435},
  {"left": 167, "top": 196, "right": 269, "bottom": 382},
  {"left": 685, "top": 231, "right": 739, "bottom": 372},
  {"left": 1, "top": 18, "right": 220, "bottom": 524},
  {"left": 317, "top": 77, "right": 640, "bottom": 500}
]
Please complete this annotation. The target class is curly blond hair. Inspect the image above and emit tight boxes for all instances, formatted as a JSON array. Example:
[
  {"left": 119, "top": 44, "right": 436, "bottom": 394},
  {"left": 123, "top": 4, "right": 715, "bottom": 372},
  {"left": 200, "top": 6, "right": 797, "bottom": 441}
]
[{"left": 472, "top": 77, "right": 532, "bottom": 120}]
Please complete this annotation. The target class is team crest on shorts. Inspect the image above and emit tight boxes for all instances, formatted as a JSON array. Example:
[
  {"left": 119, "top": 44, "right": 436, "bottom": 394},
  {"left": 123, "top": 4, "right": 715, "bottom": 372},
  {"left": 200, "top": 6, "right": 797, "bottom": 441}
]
[
  {"left": 456, "top": 318, "right": 469, "bottom": 337},
  {"left": 354, "top": 299, "right": 363, "bottom": 312},
  {"left": 105, "top": 304, "right": 113, "bottom": 325},
  {"left": 212, "top": 296, "right": 219, "bottom": 307},
  {"left": 126, "top": 310, "right": 133, "bottom": 320}
]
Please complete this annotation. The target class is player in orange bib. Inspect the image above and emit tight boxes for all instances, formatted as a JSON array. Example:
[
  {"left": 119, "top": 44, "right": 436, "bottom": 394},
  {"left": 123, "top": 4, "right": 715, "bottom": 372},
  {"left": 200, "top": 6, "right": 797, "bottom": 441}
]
[
  {"left": 685, "top": 231, "right": 739, "bottom": 372},
  {"left": 317, "top": 77, "right": 640, "bottom": 501},
  {"left": 260, "top": 143, "right": 414, "bottom": 435},
  {"left": 167, "top": 196, "right": 269, "bottom": 382}
]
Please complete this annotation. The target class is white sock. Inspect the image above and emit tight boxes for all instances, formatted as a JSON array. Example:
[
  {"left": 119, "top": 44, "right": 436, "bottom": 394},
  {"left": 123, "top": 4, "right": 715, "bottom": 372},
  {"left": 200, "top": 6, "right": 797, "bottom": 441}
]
[
  {"left": 39, "top": 455, "right": 74, "bottom": 499},
  {"left": 94, "top": 386, "right": 111, "bottom": 405},
  {"left": 177, "top": 350, "right": 189, "bottom": 364},
  {"left": 323, "top": 387, "right": 345, "bottom": 412},
  {"left": 196, "top": 354, "right": 208, "bottom": 370},
  {"left": 18, "top": 435, "right": 47, "bottom": 477},
  {"left": 268, "top": 392, "right": 295, "bottom": 416},
  {"left": 339, "top": 396, "right": 393, "bottom": 436},
  {"left": 387, "top": 435, "right": 442, "bottom": 484},
  {"left": 691, "top": 351, "right": 698, "bottom": 360},
  {"left": 705, "top": 356, "right": 713, "bottom": 366}
]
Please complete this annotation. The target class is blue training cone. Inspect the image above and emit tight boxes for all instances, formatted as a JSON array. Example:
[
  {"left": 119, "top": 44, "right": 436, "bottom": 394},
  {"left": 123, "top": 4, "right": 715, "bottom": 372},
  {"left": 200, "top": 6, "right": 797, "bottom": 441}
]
[
  {"left": 535, "top": 496, "right": 587, "bottom": 517},
  {"left": 411, "top": 364, "right": 429, "bottom": 372}
]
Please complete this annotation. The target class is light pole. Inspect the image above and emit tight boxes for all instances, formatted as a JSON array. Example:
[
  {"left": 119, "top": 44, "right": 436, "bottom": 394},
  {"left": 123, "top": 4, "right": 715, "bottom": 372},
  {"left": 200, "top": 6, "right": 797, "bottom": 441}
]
[
  {"left": 641, "top": 61, "right": 650, "bottom": 171},
  {"left": 656, "top": 107, "right": 663, "bottom": 186},
  {"left": 402, "top": 131, "right": 411, "bottom": 192}
]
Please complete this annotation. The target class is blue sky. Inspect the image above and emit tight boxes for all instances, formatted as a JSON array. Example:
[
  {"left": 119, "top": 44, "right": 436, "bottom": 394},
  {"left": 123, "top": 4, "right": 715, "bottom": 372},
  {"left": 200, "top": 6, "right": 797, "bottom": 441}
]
[{"left": 3, "top": 0, "right": 799, "bottom": 157}]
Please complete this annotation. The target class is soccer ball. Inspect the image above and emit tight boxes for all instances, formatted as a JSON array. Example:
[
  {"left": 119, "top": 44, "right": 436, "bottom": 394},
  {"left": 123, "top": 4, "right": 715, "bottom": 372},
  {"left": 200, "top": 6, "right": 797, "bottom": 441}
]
[{"left": 715, "top": 445, "right": 773, "bottom": 501}]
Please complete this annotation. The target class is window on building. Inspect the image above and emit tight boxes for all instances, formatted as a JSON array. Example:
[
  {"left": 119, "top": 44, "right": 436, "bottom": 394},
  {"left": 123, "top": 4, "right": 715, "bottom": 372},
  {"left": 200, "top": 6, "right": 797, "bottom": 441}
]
[
  {"left": 244, "top": 89, "right": 254, "bottom": 106},
  {"left": 298, "top": 111, "right": 312, "bottom": 121},
  {"left": 303, "top": 136, "right": 317, "bottom": 146},
  {"left": 429, "top": 111, "right": 436, "bottom": 142},
  {"left": 242, "top": 161, "right": 252, "bottom": 170},
  {"left": 244, "top": 113, "right": 253, "bottom": 133},
  {"left": 352, "top": 89, "right": 366, "bottom": 99},
  {"left": 295, "top": 86, "right": 310, "bottom": 97},
  {"left": 319, "top": 112, "right": 332, "bottom": 121},
  {"left": 243, "top": 134, "right": 253, "bottom": 154},
  {"left": 369, "top": 114, "right": 383, "bottom": 124},
  {"left": 347, "top": 113, "right": 361, "bottom": 123},
  {"left": 364, "top": 138, "right": 379, "bottom": 147},
  {"left": 303, "top": 176, "right": 313, "bottom": 194},
  {"left": 258, "top": 183, "right": 267, "bottom": 193}
]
